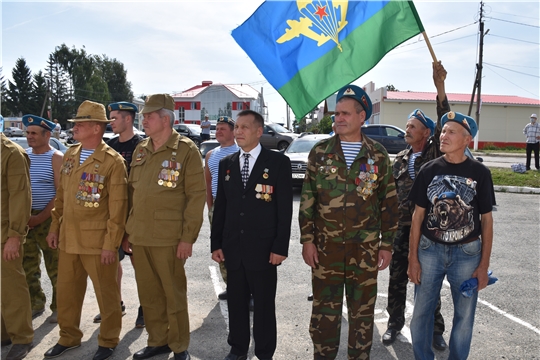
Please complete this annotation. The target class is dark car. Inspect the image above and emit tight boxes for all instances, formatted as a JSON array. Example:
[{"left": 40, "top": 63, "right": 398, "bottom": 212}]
[
  {"left": 9, "top": 137, "right": 68, "bottom": 154},
  {"left": 199, "top": 139, "right": 220, "bottom": 158},
  {"left": 282, "top": 133, "right": 330, "bottom": 186},
  {"left": 173, "top": 124, "right": 203, "bottom": 147},
  {"left": 362, "top": 124, "right": 407, "bottom": 154},
  {"left": 261, "top": 123, "right": 298, "bottom": 151}
]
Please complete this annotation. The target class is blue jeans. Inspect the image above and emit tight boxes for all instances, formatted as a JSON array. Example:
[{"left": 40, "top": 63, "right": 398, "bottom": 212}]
[{"left": 411, "top": 235, "right": 482, "bottom": 360}]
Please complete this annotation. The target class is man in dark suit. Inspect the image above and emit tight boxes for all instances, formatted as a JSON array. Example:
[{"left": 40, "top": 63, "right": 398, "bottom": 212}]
[{"left": 211, "top": 110, "right": 293, "bottom": 360}]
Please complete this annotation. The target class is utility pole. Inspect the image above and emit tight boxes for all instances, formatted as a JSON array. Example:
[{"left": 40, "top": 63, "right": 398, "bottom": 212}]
[{"left": 471, "top": 1, "right": 488, "bottom": 150}]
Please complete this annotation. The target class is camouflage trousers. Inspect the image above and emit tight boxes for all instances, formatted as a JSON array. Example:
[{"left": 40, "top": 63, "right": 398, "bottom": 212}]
[
  {"left": 23, "top": 211, "right": 58, "bottom": 312},
  {"left": 310, "top": 240, "right": 380, "bottom": 360},
  {"left": 386, "top": 226, "right": 445, "bottom": 334},
  {"left": 209, "top": 203, "right": 227, "bottom": 283}
]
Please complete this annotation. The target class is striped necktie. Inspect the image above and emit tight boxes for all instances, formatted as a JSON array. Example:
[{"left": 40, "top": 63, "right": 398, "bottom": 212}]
[{"left": 241, "top": 153, "right": 250, "bottom": 188}]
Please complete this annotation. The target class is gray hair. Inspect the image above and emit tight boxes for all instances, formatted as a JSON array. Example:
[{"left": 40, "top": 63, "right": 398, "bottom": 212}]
[{"left": 159, "top": 108, "right": 176, "bottom": 127}]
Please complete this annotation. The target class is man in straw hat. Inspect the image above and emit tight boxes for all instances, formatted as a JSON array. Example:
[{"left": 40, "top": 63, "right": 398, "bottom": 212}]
[
  {"left": 44, "top": 100, "right": 128, "bottom": 360},
  {"left": 408, "top": 111, "right": 494, "bottom": 360},
  {"left": 125, "top": 94, "right": 205, "bottom": 360}
]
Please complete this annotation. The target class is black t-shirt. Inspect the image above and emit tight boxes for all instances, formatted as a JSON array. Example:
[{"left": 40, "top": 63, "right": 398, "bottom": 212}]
[
  {"left": 107, "top": 134, "right": 143, "bottom": 174},
  {"left": 409, "top": 156, "right": 493, "bottom": 245}
]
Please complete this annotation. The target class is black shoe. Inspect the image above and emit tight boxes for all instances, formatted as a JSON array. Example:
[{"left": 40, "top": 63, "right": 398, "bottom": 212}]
[
  {"left": 31, "top": 308, "right": 45, "bottom": 319},
  {"left": 6, "top": 342, "right": 32, "bottom": 360},
  {"left": 218, "top": 290, "right": 228, "bottom": 300},
  {"left": 135, "top": 306, "right": 145, "bottom": 328},
  {"left": 382, "top": 328, "right": 400, "bottom": 345},
  {"left": 433, "top": 334, "right": 447, "bottom": 351},
  {"left": 174, "top": 350, "right": 191, "bottom": 360},
  {"left": 44, "top": 343, "right": 80, "bottom": 358},
  {"left": 93, "top": 346, "right": 115, "bottom": 360},
  {"left": 224, "top": 353, "right": 247, "bottom": 360},
  {"left": 249, "top": 297, "right": 254, "bottom": 312},
  {"left": 307, "top": 293, "right": 313, "bottom": 301},
  {"left": 94, "top": 301, "right": 126, "bottom": 323},
  {"left": 133, "top": 345, "right": 171, "bottom": 359},
  {"left": 1, "top": 339, "right": 12, "bottom": 347}
]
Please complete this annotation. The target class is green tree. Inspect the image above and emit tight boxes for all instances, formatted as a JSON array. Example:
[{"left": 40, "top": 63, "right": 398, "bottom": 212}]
[
  {"left": 46, "top": 52, "right": 73, "bottom": 125},
  {"left": 386, "top": 84, "right": 399, "bottom": 92},
  {"left": 98, "top": 55, "right": 133, "bottom": 102},
  {"left": 31, "top": 71, "right": 48, "bottom": 117},
  {"left": 0, "top": 68, "right": 9, "bottom": 116},
  {"left": 5, "top": 57, "right": 34, "bottom": 116},
  {"left": 317, "top": 115, "right": 333, "bottom": 134}
]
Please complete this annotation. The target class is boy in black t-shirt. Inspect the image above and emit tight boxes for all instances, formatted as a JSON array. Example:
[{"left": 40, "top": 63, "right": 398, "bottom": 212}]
[
  {"left": 93, "top": 102, "right": 145, "bottom": 328},
  {"left": 408, "top": 111, "right": 494, "bottom": 360}
]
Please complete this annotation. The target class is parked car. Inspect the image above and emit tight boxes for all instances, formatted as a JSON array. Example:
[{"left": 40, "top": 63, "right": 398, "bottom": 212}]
[
  {"left": 9, "top": 137, "right": 68, "bottom": 154},
  {"left": 282, "top": 133, "right": 330, "bottom": 186},
  {"left": 102, "top": 126, "right": 146, "bottom": 143},
  {"left": 362, "top": 124, "right": 407, "bottom": 154},
  {"left": 261, "top": 123, "right": 299, "bottom": 151},
  {"left": 4, "top": 127, "right": 25, "bottom": 137},
  {"left": 173, "top": 124, "right": 203, "bottom": 147},
  {"left": 210, "top": 123, "right": 216, "bottom": 139},
  {"left": 199, "top": 139, "right": 220, "bottom": 159}
]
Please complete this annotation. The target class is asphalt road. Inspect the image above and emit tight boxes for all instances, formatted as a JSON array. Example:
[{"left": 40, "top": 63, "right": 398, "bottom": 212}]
[{"left": 4, "top": 191, "right": 539, "bottom": 360}]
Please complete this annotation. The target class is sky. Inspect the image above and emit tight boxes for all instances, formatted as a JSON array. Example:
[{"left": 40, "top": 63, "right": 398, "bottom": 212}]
[{"left": 2, "top": 0, "right": 539, "bottom": 123}]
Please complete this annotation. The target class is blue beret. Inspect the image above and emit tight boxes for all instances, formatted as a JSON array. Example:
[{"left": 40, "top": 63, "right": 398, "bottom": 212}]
[
  {"left": 408, "top": 109, "right": 435, "bottom": 135},
  {"left": 441, "top": 111, "right": 478, "bottom": 138},
  {"left": 22, "top": 114, "right": 55, "bottom": 132},
  {"left": 439, "top": 191, "right": 457, "bottom": 200},
  {"left": 107, "top": 102, "right": 138, "bottom": 113},
  {"left": 217, "top": 116, "right": 235, "bottom": 126},
  {"left": 336, "top": 85, "right": 372, "bottom": 120}
]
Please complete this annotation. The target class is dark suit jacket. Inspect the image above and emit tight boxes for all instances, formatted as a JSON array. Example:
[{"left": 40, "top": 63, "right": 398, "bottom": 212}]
[{"left": 211, "top": 146, "right": 293, "bottom": 271}]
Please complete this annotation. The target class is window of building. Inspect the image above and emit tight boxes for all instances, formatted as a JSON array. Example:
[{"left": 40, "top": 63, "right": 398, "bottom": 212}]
[
  {"left": 178, "top": 107, "right": 185, "bottom": 122},
  {"left": 191, "top": 102, "right": 197, "bottom": 110}
]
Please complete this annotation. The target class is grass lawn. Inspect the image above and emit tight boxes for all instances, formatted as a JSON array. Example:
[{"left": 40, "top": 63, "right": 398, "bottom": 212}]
[{"left": 489, "top": 167, "right": 540, "bottom": 188}]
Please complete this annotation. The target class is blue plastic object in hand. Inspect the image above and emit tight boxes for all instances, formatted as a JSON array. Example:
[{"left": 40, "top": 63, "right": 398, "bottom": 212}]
[{"left": 459, "top": 270, "right": 498, "bottom": 298}]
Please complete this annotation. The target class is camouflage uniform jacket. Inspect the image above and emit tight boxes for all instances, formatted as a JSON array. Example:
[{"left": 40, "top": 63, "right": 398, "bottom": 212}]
[
  {"left": 393, "top": 96, "right": 450, "bottom": 226},
  {"left": 299, "top": 133, "right": 399, "bottom": 252}
]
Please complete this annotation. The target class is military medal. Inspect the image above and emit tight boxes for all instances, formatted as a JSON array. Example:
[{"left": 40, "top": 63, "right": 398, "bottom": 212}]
[
  {"left": 225, "top": 170, "right": 230, "bottom": 181},
  {"left": 356, "top": 158, "right": 378, "bottom": 200},
  {"left": 263, "top": 168, "right": 269, "bottom": 179},
  {"left": 331, "top": 166, "right": 337, "bottom": 174},
  {"left": 158, "top": 158, "right": 181, "bottom": 187}
]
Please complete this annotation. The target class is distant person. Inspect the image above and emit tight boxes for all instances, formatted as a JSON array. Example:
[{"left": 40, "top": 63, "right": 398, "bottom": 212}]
[
  {"left": 125, "top": 94, "right": 205, "bottom": 360},
  {"left": 52, "top": 119, "right": 61, "bottom": 140},
  {"left": 204, "top": 116, "right": 239, "bottom": 301},
  {"left": 383, "top": 61, "right": 449, "bottom": 350},
  {"left": 22, "top": 115, "right": 63, "bottom": 324},
  {"left": 91, "top": 101, "right": 145, "bottom": 328},
  {"left": 211, "top": 110, "right": 293, "bottom": 360},
  {"left": 523, "top": 113, "right": 540, "bottom": 171},
  {"left": 1, "top": 132, "right": 34, "bottom": 360},
  {"left": 408, "top": 111, "right": 494, "bottom": 360},
  {"left": 201, "top": 114, "right": 211, "bottom": 142},
  {"left": 45, "top": 100, "right": 128, "bottom": 360}
]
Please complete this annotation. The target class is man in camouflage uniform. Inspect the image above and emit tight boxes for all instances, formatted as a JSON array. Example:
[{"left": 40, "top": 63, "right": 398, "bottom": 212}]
[
  {"left": 383, "top": 61, "right": 449, "bottom": 350},
  {"left": 22, "top": 115, "right": 63, "bottom": 323},
  {"left": 299, "top": 84, "right": 399, "bottom": 359}
]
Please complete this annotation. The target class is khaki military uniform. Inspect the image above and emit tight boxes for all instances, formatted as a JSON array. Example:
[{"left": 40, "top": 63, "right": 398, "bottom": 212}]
[
  {"left": 1, "top": 134, "right": 33, "bottom": 345},
  {"left": 50, "top": 141, "right": 128, "bottom": 348},
  {"left": 126, "top": 131, "right": 205, "bottom": 353},
  {"left": 299, "top": 134, "right": 399, "bottom": 359}
]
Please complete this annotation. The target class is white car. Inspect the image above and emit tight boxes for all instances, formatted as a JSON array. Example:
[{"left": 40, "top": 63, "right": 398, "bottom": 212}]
[{"left": 4, "top": 127, "right": 25, "bottom": 137}]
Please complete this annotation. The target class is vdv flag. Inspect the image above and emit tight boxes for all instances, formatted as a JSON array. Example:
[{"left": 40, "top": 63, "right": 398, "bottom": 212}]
[{"left": 232, "top": 0, "right": 425, "bottom": 119}]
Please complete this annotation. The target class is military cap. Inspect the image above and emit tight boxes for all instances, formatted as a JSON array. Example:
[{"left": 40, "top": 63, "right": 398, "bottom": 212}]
[
  {"left": 140, "top": 94, "right": 175, "bottom": 114},
  {"left": 217, "top": 116, "right": 235, "bottom": 126},
  {"left": 441, "top": 111, "right": 478, "bottom": 138},
  {"left": 22, "top": 114, "right": 56, "bottom": 131},
  {"left": 336, "top": 84, "right": 372, "bottom": 119},
  {"left": 408, "top": 109, "right": 435, "bottom": 135},
  {"left": 108, "top": 101, "right": 138, "bottom": 113},
  {"left": 69, "top": 100, "right": 111, "bottom": 123},
  {"left": 531, "top": 113, "right": 537, "bottom": 119}
]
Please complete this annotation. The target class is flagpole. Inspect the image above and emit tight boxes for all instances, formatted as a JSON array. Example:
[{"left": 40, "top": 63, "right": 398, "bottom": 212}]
[{"left": 422, "top": 31, "right": 438, "bottom": 63}]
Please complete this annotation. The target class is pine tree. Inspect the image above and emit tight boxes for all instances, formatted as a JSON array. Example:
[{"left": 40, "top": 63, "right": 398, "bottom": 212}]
[{"left": 5, "top": 57, "right": 34, "bottom": 116}]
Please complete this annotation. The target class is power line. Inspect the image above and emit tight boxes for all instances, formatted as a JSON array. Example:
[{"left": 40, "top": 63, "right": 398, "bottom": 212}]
[
  {"left": 486, "top": 17, "right": 540, "bottom": 28},
  {"left": 484, "top": 63, "right": 539, "bottom": 78},
  {"left": 396, "top": 22, "right": 477, "bottom": 49},
  {"left": 484, "top": 65, "right": 539, "bottom": 98},
  {"left": 488, "top": 10, "right": 539, "bottom": 21},
  {"left": 487, "top": 33, "right": 539, "bottom": 45},
  {"left": 393, "top": 34, "right": 477, "bottom": 55},
  {"left": 488, "top": 62, "right": 539, "bottom": 70}
]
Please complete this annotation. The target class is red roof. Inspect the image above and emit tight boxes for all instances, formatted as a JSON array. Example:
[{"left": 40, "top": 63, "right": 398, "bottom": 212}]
[{"left": 385, "top": 91, "right": 540, "bottom": 106}]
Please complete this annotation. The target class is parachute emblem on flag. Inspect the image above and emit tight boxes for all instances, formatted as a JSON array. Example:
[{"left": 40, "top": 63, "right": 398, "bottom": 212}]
[{"left": 276, "top": 0, "right": 349, "bottom": 52}]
